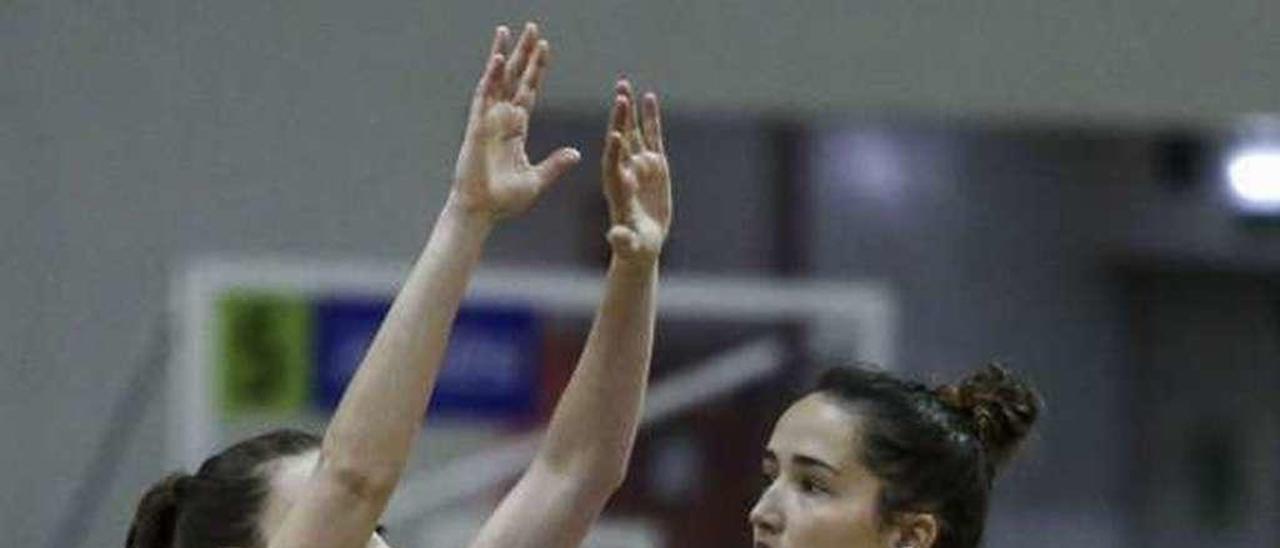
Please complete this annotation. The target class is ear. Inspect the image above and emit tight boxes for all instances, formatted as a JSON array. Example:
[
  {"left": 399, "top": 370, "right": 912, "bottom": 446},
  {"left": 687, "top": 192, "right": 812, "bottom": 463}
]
[{"left": 885, "top": 512, "right": 939, "bottom": 548}]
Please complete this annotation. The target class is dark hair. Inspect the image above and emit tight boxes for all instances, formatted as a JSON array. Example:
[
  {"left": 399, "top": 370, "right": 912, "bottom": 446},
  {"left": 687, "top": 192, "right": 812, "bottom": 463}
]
[
  {"left": 126, "top": 428, "right": 320, "bottom": 548},
  {"left": 815, "top": 363, "right": 1041, "bottom": 548}
]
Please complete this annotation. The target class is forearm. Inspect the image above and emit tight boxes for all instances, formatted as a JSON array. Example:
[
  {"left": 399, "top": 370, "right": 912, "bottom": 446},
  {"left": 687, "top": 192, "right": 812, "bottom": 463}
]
[
  {"left": 536, "top": 257, "right": 658, "bottom": 490},
  {"left": 465, "top": 258, "right": 657, "bottom": 548},
  {"left": 320, "top": 198, "right": 493, "bottom": 492}
]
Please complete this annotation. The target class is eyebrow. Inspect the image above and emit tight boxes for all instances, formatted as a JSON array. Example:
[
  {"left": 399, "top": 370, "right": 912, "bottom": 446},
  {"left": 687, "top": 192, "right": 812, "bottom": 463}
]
[
  {"left": 763, "top": 450, "right": 839, "bottom": 474},
  {"left": 794, "top": 454, "right": 839, "bottom": 474}
]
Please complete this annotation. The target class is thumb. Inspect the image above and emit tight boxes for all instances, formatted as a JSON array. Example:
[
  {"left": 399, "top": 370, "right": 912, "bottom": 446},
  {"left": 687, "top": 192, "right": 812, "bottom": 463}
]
[
  {"left": 533, "top": 147, "right": 581, "bottom": 191},
  {"left": 606, "top": 225, "right": 640, "bottom": 254}
]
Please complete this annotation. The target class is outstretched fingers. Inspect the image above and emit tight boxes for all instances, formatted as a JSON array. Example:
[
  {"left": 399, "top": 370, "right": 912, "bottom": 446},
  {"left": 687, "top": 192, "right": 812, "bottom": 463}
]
[
  {"left": 471, "top": 54, "right": 507, "bottom": 120},
  {"left": 607, "top": 88, "right": 628, "bottom": 139},
  {"left": 605, "top": 92, "right": 629, "bottom": 173},
  {"left": 604, "top": 129, "right": 627, "bottom": 182},
  {"left": 604, "top": 128, "right": 637, "bottom": 206},
  {"left": 615, "top": 79, "right": 645, "bottom": 154},
  {"left": 489, "top": 24, "right": 509, "bottom": 59},
  {"left": 472, "top": 23, "right": 546, "bottom": 114},
  {"left": 514, "top": 40, "right": 549, "bottom": 110},
  {"left": 504, "top": 23, "right": 540, "bottom": 97},
  {"left": 641, "top": 92, "right": 665, "bottom": 154},
  {"left": 470, "top": 27, "right": 510, "bottom": 115}
]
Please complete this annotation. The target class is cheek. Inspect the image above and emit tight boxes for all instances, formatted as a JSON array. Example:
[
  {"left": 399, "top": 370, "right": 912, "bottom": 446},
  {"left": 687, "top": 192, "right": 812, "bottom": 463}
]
[{"left": 788, "top": 494, "right": 884, "bottom": 548}]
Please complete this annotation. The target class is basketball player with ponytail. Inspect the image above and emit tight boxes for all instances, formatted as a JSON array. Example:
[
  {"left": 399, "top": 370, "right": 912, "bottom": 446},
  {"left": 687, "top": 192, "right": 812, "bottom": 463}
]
[
  {"left": 751, "top": 364, "right": 1042, "bottom": 548},
  {"left": 127, "top": 22, "right": 672, "bottom": 548}
]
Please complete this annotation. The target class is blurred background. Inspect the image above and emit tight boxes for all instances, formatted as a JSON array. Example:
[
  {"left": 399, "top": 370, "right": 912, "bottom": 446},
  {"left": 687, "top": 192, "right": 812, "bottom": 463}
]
[{"left": 3, "top": 1, "right": 1280, "bottom": 547}]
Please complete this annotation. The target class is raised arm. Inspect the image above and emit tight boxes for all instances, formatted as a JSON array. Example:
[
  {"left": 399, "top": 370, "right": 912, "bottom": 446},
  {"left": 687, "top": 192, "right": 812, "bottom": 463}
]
[
  {"left": 268, "top": 23, "right": 580, "bottom": 548},
  {"left": 468, "top": 79, "right": 672, "bottom": 548}
]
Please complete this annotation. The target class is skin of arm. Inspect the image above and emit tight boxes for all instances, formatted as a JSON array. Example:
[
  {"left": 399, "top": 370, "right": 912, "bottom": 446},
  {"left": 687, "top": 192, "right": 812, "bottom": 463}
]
[
  {"left": 467, "top": 79, "right": 673, "bottom": 548},
  {"left": 268, "top": 23, "right": 581, "bottom": 548}
]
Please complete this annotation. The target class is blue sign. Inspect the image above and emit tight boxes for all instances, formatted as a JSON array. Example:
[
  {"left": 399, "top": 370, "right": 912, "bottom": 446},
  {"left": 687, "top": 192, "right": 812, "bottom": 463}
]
[{"left": 314, "top": 297, "right": 541, "bottom": 419}]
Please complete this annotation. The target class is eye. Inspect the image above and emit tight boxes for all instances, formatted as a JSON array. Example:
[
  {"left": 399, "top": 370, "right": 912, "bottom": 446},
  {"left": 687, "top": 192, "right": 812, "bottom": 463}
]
[
  {"left": 761, "top": 460, "right": 779, "bottom": 481},
  {"left": 758, "top": 467, "right": 775, "bottom": 486},
  {"left": 798, "top": 475, "right": 830, "bottom": 495},
  {"left": 375, "top": 524, "right": 388, "bottom": 537}
]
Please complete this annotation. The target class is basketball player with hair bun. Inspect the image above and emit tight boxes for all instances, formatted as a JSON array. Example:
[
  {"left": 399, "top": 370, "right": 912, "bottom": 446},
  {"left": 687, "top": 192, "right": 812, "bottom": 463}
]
[{"left": 751, "top": 363, "right": 1042, "bottom": 548}]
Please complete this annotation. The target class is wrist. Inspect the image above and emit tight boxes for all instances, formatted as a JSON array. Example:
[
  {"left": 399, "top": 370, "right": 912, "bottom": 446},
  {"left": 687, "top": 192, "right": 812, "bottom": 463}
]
[
  {"left": 609, "top": 254, "right": 660, "bottom": 276},
  {"left": 439, "top": 193, "right": 497, "bottom": 237},
  {"left": 443, "top": 192, "right": 498, "bottom": 228}
]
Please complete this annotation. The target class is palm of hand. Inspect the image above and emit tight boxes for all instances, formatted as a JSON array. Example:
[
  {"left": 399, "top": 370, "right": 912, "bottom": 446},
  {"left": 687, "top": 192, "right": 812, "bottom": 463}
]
[
  {"left": 607, "top": 150, "right": 671, "bottom": 258},
  {"left": 455, "top": 103, "right": 540, "bottom": 218}
]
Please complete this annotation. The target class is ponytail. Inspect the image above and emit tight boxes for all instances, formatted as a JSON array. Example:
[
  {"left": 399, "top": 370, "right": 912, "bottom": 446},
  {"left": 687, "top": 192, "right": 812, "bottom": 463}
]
[{"left": 125, "top": 473, "right": 189, "bottom": 548}]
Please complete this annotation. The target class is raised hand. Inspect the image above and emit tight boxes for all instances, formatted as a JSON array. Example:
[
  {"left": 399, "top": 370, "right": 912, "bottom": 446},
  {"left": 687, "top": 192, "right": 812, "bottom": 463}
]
[
  {"left": 602, "top": 79, "right": 672, "bottom": 264},
  {"left": 451, "top": 23, "right": 581, "bottom": 221}
]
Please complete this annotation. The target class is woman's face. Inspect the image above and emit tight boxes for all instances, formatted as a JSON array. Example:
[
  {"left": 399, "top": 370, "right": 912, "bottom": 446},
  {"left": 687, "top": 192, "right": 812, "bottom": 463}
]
[
  {"left": 749, "top": 393, "right": 890, "bottom": 548},
  {"left": 259, "top": 450, "right": 392, "bottom": 548}
]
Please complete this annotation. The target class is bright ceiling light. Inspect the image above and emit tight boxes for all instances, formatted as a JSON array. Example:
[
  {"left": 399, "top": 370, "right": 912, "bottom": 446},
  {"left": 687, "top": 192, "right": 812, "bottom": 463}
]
[{"left": 1227, "top": 149, "right": 1280, "bottom": 212}]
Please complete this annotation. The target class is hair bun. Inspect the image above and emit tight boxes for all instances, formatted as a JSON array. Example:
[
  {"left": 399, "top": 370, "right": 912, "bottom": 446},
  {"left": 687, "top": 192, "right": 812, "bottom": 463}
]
[
  {"left": 126, "top": 473, "right": 190, "bottom": 548},
  {"left": 935, "top": 364, "right": 1041, "bottom": 468}
]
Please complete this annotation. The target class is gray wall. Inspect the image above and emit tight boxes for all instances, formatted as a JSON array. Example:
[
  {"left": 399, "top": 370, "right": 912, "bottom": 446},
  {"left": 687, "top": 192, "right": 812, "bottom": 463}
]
[
  {"left": 1128, "top": 272, "right": 1280, "bottom": 547},
  {"left": 810, "top": 127, "right": 1137, "bottom": 547},
  {"left": 5, "top": 0, "right": 1280, "bottom": 546}
]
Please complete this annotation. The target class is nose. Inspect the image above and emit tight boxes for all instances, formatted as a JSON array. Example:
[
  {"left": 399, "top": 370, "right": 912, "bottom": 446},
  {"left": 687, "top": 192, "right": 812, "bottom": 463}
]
[{"left": 749, "top": 482, "right": 783, "bottom": 537}]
